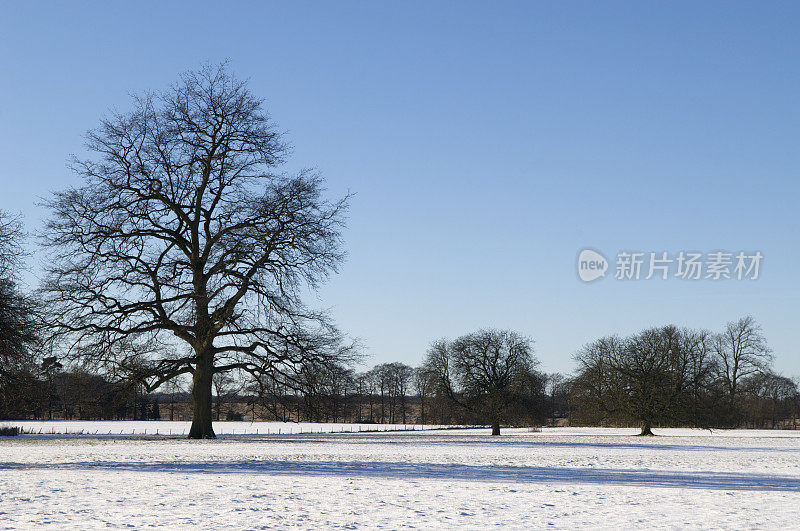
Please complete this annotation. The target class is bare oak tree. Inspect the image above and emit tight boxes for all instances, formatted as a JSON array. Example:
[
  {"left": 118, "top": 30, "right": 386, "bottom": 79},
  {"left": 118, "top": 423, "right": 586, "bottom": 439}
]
[
  {"left": 425, "top": 329, "right": 537, "bottom": 435},
  {"left": 573, "top": 326, "right": 719, "bottom": 434},
  {"left": 609, "top": 326, "right": 692, "bottom": 436},
  {"left": 42, "top": 64, "right": 350, "bottom": 438}
]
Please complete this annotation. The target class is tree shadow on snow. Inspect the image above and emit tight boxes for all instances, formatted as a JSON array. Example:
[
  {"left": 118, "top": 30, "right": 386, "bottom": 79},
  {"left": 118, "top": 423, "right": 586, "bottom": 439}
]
[
  {"left": 4, "top": 459, "right": 800, "bottom": 492},
  {"left": 231, "top": 433, "right": 800, "bottom": 455}
]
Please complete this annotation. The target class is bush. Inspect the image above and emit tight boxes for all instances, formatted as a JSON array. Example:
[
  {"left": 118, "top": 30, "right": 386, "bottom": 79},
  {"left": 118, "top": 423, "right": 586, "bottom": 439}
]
[{"left": 0, "top": 426, "right": 20, "bottom": 436}]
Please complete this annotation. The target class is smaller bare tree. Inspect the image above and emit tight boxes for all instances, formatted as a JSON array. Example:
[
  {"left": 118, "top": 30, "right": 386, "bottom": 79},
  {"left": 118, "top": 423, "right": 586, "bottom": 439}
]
[
  {"left": 413, "top": 366, "right": 436, "bottom": 425},
  {"left": 425, "top": 329, "right": 537, "bottom": 435},
  {"left": 714, "top": 316, "right": 773, "bottom": 422}
]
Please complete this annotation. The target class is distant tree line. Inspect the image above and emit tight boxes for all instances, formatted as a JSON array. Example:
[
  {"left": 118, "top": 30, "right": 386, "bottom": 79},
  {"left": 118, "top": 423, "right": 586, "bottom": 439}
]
[
  {"left": 4, "top": 296, "right": 795, "bottom": 434},
  {"left": 1, "top": 366, "right": 165, "bottom": 421}
]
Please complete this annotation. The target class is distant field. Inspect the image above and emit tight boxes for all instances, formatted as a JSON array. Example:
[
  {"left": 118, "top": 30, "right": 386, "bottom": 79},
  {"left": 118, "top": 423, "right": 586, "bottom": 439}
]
[{"left": 2, "top": 425, "right": 800, "bottom": 528}]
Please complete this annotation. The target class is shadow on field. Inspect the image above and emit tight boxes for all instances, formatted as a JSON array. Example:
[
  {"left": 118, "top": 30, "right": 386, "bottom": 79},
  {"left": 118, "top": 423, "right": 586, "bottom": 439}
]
[
  {"left": 3, "top": 459, "right": 800, "bottom": 492},
  {"left": 454, "top": 439, "right": 800, "bottom": 454},
  {"left": 217, "top": 432, "right": 800, "bottom": 456}
]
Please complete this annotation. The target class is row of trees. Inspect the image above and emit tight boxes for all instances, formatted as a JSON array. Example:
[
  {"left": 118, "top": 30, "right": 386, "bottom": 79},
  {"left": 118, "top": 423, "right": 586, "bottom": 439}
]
[
  {"left": 252, "top": 344, "right": 549, "bottom": 431},
  {"left": 251, "top": 320, "right": 796, "bottom": 436},
  {"left": 2, "top": 368, "right": 165, "bottom": 422},
  {"left": 2, "top": 294, "right": 795, "bottom": 435}
]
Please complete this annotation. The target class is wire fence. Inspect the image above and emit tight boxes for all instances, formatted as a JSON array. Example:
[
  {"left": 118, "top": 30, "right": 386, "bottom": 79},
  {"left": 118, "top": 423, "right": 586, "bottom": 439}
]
[{"left": 1, "top": 421, "right": 471, "bottom": 437}]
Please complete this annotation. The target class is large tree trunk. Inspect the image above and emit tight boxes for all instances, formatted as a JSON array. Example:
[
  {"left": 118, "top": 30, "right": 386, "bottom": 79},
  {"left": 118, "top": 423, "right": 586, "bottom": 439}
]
[
  {"left": 491, "top": 420, "right": 501, "bottom": 436},
  {"left": 639, "top": 420, "right": 653, "bottom": 436},
  {"left": 188, "top": 354, "right": 216, "bottom": 439}
]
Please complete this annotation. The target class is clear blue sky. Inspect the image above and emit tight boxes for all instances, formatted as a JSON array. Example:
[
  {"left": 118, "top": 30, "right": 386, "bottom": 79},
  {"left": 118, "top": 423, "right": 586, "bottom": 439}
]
[{"left": 1, "top": 2, "right": 798, "bottom": 375}]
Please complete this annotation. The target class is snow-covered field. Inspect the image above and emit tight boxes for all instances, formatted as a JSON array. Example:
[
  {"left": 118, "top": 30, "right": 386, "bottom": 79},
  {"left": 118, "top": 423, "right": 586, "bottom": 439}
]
[{"left": 2, "top": 424, "right": 800, "bottom": 529}]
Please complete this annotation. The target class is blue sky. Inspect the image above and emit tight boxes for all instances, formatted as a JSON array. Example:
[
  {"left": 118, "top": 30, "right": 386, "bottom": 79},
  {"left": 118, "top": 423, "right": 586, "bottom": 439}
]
[{"left": 1, "top": 2, "right": 798, "bottom": 375}]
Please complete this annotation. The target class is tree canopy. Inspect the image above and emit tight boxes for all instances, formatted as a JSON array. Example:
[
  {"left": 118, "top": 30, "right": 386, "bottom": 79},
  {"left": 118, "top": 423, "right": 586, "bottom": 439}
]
[{"left": 42, "top": 64, "right": 352, "bottom": 438}]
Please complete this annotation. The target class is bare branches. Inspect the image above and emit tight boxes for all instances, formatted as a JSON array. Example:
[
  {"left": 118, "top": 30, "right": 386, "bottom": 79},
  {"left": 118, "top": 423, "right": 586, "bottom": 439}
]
[
  {"left": 0, "top": 211, "right": 24, "bottom": 281},
  {"left": 571, "top": 319, "right": 775, "bottom": 432},
  {"left": 0, "top": 211, "right": 40, "bottom": 378},
  {"left": 424, "top": 329, "right": 538, "bottom": 434},
  {"left": 714, "top": 315, "right": 773, "bottom": 402},
  {"left": 40, "top": 63, "right": 351, "bottom": 434}
]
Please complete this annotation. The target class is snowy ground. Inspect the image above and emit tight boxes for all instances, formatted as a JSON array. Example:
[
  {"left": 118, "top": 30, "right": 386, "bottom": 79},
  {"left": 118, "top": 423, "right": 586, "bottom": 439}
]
[{"left": 2, "top": 425, "right": 800, "bottom": 529}]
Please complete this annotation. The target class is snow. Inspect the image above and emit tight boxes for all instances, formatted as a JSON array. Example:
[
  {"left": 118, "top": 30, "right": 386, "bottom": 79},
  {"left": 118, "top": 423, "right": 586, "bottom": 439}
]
[{"left": 2, "top": 425, "right": 800, "bottom": 528}]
